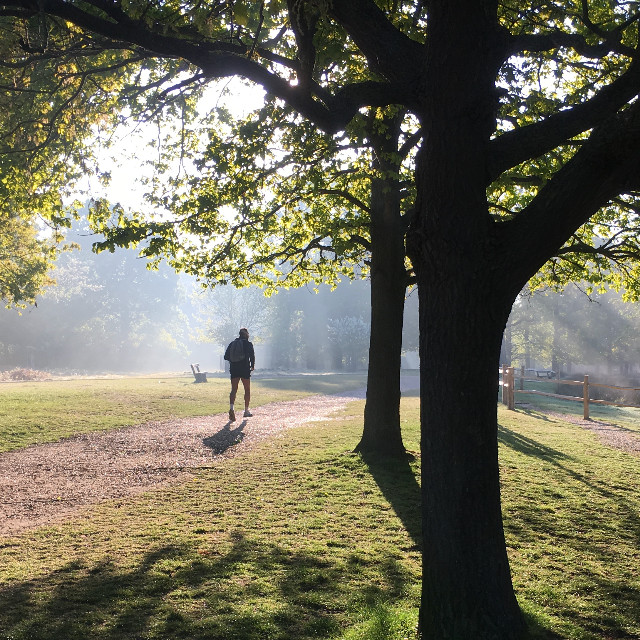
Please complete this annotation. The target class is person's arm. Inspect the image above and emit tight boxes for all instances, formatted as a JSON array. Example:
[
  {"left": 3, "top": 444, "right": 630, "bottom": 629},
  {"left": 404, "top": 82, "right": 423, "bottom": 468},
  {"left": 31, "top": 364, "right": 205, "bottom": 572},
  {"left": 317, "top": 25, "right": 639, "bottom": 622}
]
[{"left": 249, "top": 342, "right": 255, "bottom": 370}]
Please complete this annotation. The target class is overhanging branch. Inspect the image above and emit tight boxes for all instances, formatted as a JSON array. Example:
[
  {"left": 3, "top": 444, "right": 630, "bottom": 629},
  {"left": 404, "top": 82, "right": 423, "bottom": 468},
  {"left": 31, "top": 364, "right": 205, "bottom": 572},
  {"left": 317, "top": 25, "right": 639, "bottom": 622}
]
[
  {"left": 499, "top": 102, "right": 640, "bottom": 285},
  {"left": 3, "top": 0, "right": 410, "bottom": 134},
  {"left": 489, "top": 59, "right": 640, "bottom": 180}
]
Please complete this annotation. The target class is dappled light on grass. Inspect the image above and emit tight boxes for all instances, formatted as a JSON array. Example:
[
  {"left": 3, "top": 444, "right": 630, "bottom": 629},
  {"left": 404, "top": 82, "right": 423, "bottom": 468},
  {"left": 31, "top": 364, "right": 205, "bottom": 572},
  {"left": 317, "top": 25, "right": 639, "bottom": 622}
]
[
  {"left": 0, "top": 388, "right": 374, "bottom": 536},
  {"left": 0, "top": 534, "right": 418, "bottom": 640},
  {"left": 1, "top": 382, "right": 639, "bottom": 639}
]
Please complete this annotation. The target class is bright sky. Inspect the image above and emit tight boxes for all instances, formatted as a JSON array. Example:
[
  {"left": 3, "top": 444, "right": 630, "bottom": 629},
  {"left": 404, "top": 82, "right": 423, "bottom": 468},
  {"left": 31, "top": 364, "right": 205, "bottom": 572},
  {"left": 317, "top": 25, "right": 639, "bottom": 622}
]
[{"left": 87, "top": 78, "right": 266, "bottom": 209}]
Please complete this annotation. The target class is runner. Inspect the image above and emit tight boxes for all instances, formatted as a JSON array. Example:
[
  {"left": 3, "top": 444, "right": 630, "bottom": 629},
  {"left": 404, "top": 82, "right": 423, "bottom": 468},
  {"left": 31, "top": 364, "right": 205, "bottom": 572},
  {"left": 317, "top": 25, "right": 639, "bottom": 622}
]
[{"left": 223, "top": 328, "right": 255, "bottom": 422}]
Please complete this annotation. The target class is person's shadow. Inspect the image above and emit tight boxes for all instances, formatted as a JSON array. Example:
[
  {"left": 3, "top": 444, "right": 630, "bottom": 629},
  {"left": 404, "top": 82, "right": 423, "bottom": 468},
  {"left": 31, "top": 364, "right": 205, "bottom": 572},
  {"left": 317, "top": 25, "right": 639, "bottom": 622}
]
[{"left": 203, "top": 420, "right": 247, "bottom": 454}]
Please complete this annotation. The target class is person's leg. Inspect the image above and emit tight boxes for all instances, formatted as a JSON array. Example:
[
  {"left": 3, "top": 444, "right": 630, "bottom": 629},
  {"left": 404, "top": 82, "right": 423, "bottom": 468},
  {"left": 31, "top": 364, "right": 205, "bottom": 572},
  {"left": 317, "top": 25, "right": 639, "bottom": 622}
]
[
  {"left": 229, "top": 377, "right": 240, "bottom": 422},
  {"left": 241, "top": 377, "right": 251, "bottom": 415}
]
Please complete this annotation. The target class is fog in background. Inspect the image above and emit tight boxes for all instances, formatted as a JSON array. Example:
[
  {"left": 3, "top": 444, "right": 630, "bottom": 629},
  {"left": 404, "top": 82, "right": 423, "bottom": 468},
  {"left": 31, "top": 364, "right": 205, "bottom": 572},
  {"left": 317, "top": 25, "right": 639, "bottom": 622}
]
[
  {"left": 502, "top": 286, "right": 640, "bottom": 384},
  {"left": 0, "top": 214, "right": 419, "bottom": 375},
  {"left": 5, "top": 212, "right": 640, "bottom": 380}
]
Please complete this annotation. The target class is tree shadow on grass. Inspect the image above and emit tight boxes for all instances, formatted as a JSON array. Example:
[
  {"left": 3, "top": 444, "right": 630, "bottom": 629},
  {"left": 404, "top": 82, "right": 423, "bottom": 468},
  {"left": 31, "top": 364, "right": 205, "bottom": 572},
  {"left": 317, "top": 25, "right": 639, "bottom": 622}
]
[
  {"left": 0, "top": 529, "right": 417, "bottom": 640},
  {"left": 359, "top": 452, "right": 422, "bottom": 550},
  {"left": 498, "top": 424, "right": 640, "bottom": 639},
  {"left": 498, "top": 425, "right": 573, "bottom": 462},
  {"left": 498, "top": 423, "right": 628, "bottom": 504}
]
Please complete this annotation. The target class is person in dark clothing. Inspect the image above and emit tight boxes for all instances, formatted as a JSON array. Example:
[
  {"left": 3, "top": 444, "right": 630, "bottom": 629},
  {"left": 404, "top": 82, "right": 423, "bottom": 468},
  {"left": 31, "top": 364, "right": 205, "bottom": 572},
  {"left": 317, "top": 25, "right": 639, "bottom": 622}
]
[{"left": 223, "top": 327, "right": 255, "bottom": 422}]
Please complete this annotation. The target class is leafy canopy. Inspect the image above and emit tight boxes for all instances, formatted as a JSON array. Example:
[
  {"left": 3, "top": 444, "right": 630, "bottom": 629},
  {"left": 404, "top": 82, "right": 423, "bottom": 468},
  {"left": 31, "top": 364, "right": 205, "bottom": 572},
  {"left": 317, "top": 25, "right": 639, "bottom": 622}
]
[{"left": 1, "top": 1, "right": 640, "bottom": 298}]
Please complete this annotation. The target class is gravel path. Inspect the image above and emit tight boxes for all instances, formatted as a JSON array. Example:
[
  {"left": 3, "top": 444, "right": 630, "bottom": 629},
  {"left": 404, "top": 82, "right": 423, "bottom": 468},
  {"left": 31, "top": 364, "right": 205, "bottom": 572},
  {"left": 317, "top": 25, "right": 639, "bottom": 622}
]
[
  {"left": 4, "top": 377, "right": 636, "bottom": 538},
  {"left": 0, "top": 389, "right": 372, "bottom": 537},
  {"left": 540, "top": 411, "right": 640, "bottom": 455}
]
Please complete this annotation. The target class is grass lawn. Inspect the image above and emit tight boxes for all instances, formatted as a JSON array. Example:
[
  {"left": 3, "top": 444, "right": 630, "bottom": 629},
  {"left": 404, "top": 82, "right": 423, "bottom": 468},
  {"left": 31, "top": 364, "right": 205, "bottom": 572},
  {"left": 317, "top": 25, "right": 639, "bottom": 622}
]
[
  {"left": 501, "top": 395, "right": 640, "bottom": 639},
  {"left": 515, "top": 381, "right": 640, "bottom": 434},
  {"left": 0, "top": 372, "right": 368, "bottom": 452},
  {"left": 0, "top": 375, "right": 638, "bottom": 639}
]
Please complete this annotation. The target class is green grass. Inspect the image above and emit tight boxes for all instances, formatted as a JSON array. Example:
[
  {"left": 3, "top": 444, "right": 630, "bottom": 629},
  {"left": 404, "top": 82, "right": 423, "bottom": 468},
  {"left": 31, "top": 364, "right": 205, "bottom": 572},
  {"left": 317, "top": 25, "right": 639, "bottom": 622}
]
[
  {"left": 0, "top": 393, "right": 421, "bottom": 640},
  {"left": 515, "top": 383, "right": 640, "bottom": 433},
  {"left": 500, "top": 405, "right": 640, "bottom": 639},
  {"left": 0, "top": 372, "right": 368, "bottom": 452},
  {"left": 1, "top": 377, "right": 639, "bottom": 639}
]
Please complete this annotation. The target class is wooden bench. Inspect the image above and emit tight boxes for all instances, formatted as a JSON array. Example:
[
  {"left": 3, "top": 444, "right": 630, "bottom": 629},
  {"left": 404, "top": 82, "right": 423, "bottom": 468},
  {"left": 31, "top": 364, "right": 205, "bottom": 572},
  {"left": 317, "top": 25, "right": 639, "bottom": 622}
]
[{"left": 190, "top": 364, "right": 207, "bottom": 383}]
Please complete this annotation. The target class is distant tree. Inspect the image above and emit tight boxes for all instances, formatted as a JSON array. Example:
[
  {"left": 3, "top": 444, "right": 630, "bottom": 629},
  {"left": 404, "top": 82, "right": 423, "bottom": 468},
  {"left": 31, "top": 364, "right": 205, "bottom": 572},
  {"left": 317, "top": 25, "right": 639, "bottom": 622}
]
[
  {"left": 0, "top": 211, "right": 57, "bottom": 306},
  {"left": 327, "top": 316, "right": 369, "bottom": 370},
  {"left": 261, "top": 280, "right": 370, "bottom": 371},
  {"left": 270, "top": 291, "right": 304, "bottom": 370},
  {"left": 0, "top": 213, "right": 191, "bottom": 371},
  {"left": 509, "top": 287, "right": 640, "bottom": 377},
  {"left": 401, "top": 288, "right": 419, "bottom": 355},
  {"left": 193, "top": 284, "right": 273, "bottom": 348}
]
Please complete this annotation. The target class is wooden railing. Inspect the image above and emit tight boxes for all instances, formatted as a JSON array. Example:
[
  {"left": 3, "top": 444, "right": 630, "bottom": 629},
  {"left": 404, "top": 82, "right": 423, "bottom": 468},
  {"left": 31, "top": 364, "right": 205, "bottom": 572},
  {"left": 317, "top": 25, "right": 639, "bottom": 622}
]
[{"left": 499, "top": 366, "right": 640, "bottom": 419}]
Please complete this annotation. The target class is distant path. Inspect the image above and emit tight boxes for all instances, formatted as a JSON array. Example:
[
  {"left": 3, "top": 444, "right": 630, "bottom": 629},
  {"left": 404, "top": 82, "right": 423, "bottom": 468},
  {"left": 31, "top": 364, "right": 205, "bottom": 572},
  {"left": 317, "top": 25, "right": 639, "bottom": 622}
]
[
  {"left": 0, "top": 377, "right": 420, "bottom": 537},
  {"left": 537, "top": 410, "right": 640, "bottom": 455}
]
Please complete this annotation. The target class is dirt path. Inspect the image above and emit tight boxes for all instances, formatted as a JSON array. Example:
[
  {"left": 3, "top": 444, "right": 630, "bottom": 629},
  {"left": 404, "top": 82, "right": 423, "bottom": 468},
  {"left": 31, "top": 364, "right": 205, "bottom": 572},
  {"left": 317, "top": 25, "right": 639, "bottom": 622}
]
[
  {"left": 538, "top": 410, "right": 640, "bottom": 454},
  {"left": 0, "top": 379, "right": 421, "bottom": 537},
  {"left": 5, "top": 378, "right": 635, "bottom": 538},
  {"left": 0, "top": 388, "right": 377, "bottom": 537}
]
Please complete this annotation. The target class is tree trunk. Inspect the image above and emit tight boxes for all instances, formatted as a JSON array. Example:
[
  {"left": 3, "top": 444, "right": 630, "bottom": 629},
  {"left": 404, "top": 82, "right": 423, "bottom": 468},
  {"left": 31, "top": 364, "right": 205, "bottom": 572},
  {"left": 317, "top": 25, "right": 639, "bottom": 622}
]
[
  {"left": 357, "top": 239, "right": 406, "bottom": 456},
  {"left": 408, "top": 3, "right": 526, "bottom": 634},
  {"left": 413, "top": 277, "right": 525, "bottom": 638},
  {"left": 356, "top": 115, "right": 408, "bottom": 458},
  {"left": 407, "top": 142, "right": 526, "bottom": 634}
]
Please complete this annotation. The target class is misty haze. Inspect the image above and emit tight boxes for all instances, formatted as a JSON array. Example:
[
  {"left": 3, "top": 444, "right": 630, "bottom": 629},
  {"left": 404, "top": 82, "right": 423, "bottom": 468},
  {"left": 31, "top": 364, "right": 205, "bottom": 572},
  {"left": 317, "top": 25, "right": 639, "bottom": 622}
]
[{"left": 0, "top": 212, "right": 421, "bottom": 377}]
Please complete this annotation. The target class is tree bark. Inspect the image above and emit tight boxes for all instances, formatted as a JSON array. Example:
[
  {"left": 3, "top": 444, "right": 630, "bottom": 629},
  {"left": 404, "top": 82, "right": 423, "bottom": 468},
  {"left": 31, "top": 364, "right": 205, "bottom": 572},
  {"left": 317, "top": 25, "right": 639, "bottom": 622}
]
[
  {"left": 357, "top": 216, "right": 407, "bottom": 456},
  {"left": 356, "top": 115, "right": 408, "bottom": 458},
  {"left": 407, "top": 3, "right": 526, "bottom": 635},
  {"left": 413, "top": 273, "right": 525, "bottom": 638},
  {"left": 408, "top": 167, "right": 525, "bottom": 636}
]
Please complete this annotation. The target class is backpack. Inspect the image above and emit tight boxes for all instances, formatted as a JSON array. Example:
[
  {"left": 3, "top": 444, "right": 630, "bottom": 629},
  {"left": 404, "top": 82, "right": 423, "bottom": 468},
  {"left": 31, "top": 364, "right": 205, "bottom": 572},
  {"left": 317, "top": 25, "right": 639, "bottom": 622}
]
[{"left": 227, "top": 338, "right": 245, "bottom": 363}]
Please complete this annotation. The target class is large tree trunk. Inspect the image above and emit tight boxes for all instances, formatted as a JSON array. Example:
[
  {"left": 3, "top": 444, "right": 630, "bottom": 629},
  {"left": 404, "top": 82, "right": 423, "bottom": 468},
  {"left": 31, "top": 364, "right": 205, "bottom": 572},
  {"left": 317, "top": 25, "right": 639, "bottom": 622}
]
[
  {"left": 356, "top": 115, "right": 408, "bottom": 458},
  {"left": 413, "top": 274, "right": 525, "bottom": 638},
  {"left": 408, "top": 2, "right": 527, "bottom": 635},
  {"left": 409, "top": 151, "right": 525, "bottom": 634}
]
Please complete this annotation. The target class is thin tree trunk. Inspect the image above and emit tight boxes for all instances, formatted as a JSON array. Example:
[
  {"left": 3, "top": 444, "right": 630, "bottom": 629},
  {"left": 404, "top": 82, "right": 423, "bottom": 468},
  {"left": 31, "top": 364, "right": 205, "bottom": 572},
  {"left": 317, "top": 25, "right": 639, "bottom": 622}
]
[{"left": 357, "top": 250, "right": 406, "bottom": 456}]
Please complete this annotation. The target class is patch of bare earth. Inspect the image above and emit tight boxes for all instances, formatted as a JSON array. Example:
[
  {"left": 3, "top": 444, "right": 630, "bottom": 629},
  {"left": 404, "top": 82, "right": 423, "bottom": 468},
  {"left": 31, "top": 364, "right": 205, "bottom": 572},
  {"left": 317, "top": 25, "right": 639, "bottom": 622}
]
[{"left": 0, "top": 390, "right": 367, "bottom": 537}]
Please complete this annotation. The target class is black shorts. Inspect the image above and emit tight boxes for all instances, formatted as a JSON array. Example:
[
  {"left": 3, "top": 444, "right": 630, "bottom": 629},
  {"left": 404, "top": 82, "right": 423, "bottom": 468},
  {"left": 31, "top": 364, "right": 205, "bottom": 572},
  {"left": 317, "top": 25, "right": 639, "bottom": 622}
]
[{"left": 229, "top": 363, "right": 251, "bottom": 379}]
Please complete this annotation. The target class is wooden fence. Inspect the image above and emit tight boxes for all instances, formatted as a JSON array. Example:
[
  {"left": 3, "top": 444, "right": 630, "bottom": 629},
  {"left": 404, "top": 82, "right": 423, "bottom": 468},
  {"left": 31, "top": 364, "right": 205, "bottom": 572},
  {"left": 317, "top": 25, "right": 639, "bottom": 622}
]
[{"left": 499, "top": 365, "right": 640, "bottom": 419}]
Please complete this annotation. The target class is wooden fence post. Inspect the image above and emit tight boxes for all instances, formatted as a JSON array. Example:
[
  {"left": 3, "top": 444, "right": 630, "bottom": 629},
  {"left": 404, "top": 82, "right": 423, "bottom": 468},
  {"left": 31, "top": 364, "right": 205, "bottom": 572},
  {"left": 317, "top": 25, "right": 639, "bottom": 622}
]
[
  {"left": 520, "top": 365, "right": 524, "bottom": 391},
  {"left": 583, "top": 375, "right": 590, "bottom": 420},
  {"left": 501, "top": 365, "right": 506, "bottom": 405},
  {"left": 508, "top": 367, "right": 515, "bottom": 410}
]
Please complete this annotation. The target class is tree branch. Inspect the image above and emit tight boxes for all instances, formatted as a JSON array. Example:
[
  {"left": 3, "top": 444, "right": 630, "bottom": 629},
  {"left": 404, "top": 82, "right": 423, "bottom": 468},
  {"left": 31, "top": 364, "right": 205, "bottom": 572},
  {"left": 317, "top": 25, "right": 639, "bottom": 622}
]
[
  {"left": 509, "top": 29, "right": 637, "bottom": 59},
  {"left": 488, "top": 59, "right": 640, "bottom": 180},
  {"left": 316, "top": 188, "right": 370, "bottom": 214},
  {"left": 330, "top": 0, "right": 424, "bottom": 83},
  {"left": 499, "top": 101, "right": 640, "bottom": 289},
  {"left": 4, "top": 0, "right": 407, "bottom": 133}
]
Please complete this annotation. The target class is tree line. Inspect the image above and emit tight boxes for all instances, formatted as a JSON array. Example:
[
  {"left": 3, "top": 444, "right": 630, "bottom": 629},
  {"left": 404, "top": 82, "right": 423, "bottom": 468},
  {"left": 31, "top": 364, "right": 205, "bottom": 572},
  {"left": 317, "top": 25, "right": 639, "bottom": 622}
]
[
  {"left": 504, "top": 286, "right": 640, "bottom": 382},
  {"left": 1, "top": 215, "right": 407, "bottom": 373}
]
